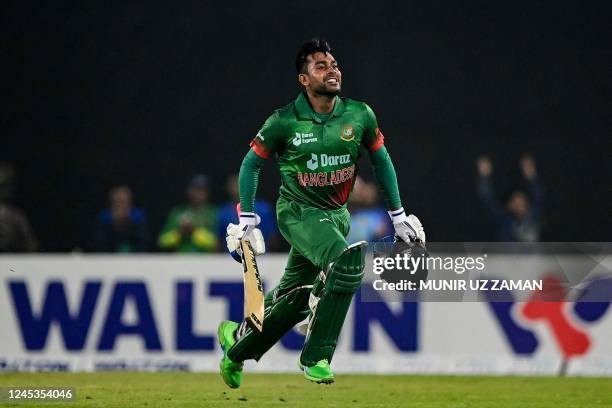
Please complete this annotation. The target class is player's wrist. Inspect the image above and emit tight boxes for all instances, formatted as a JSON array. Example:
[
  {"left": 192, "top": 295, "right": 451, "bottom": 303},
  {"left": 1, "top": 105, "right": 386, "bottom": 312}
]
[
  {"left": 239, "top": 212, "right": 261, "bottom": 226},
  {"left": 388, "top": 207, "right": 407, "bottom": 224}
]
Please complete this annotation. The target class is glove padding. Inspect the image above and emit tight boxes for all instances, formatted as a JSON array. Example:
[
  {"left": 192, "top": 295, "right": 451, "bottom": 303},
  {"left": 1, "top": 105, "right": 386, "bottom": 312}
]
[
  {"left": 226, "top": 223, "right": 266, "bottom": 263},
  {"left": 380, "top": 239, "right": 429, "bottom": 291},
  {"left": 388, "top": 208, "right": 426, "bottom": 243}
]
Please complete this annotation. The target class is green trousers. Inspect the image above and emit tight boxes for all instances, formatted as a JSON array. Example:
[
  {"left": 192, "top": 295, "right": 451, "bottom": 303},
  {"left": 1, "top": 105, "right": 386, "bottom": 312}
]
[{"left": 275, "top": 196, "right": 351, "bottom": 291}]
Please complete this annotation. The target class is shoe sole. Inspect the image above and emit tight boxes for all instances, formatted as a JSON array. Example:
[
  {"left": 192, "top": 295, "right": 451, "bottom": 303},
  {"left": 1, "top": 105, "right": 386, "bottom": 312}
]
[{"left": 304, "top": 373, "right": 335, "bottom": 384}]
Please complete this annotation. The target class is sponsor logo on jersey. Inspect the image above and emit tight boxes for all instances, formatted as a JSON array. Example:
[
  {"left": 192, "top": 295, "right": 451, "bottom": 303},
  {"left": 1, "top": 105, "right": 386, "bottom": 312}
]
[
  {"left": 306, "top": 153, "right": 318, "bottom": 170},
  {"left": 305, "top": 153, "right": 351, "bottom": 170},
  {"left": 293, "top": 132, "right": 318, "bottom": 146},
  {"left": 297, "top": 165, "right": 356, "bottom": 187},
  {"left": 340, "top": 125, "right": 355, "bottom": 141}
]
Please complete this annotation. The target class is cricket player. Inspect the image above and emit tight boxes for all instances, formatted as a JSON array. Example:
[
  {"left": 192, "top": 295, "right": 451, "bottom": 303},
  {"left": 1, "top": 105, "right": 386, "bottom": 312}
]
[{"left": 219, "top": 38, "right": 425, "bottom": 387}]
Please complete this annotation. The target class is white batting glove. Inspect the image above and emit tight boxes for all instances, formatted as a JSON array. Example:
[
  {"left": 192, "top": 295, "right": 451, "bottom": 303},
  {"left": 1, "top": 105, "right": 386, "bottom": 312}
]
[
  {"left": 388, "top": 208, "right": 426, "bottom": 243},
  {"left": 226, "top": 212, "right": 266, "bottom": 263}
]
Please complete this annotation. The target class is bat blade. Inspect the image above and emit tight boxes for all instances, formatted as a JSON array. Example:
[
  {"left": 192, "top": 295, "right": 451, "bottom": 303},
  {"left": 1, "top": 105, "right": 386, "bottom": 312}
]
[{"left": 240, "top": 239, "right": 264, "bottom": 332}]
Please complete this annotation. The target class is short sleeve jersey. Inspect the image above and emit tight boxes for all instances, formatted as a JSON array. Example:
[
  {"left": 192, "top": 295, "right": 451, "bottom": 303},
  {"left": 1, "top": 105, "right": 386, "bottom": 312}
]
[{"left": 250, "top": 92, "right": 385, "bottom": 209}]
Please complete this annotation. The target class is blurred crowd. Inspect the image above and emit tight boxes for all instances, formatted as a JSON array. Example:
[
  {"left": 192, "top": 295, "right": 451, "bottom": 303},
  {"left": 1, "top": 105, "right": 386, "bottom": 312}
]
[
  {"left": 0, "top": 154, "right": 543, "bottom": 253},
  {"left": 0, "top": 163, "right": 37, "bottom": 252},
  {"left": 91, "top": 173, "right": 282, "bottom": 254},
  {"left": 476, "top": 154, "right": 543, "bottom": 242}
]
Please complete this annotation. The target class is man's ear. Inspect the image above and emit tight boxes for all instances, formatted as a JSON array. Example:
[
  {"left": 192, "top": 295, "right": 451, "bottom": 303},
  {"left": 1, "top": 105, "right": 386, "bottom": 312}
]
[{"left": 298, "top": 73, "right": 309, "bottom": 87}]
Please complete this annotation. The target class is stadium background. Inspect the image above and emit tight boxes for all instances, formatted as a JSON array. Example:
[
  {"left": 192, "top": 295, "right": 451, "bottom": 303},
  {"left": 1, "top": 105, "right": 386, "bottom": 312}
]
[
  {"left": 3, "top": 3, "right": 612, "bottom": 406},
  {"left": 4, "top": 1, "right": 612, "bottom": 252}
]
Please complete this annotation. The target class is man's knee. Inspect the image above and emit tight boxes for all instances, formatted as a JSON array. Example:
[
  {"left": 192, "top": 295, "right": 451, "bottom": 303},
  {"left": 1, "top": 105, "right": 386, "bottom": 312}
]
[{"left": 324, "top": 241, "right": 367, "bottom": 294}]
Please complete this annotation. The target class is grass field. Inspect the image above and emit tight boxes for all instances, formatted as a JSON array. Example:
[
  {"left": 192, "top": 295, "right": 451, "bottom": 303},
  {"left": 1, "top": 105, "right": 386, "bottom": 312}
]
[{"left": 1, "top": 372, "right": 611, "bottom": 408}]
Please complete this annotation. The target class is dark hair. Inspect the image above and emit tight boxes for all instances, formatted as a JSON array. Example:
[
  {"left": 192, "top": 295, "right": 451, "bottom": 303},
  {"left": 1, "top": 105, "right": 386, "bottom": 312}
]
[{"left": 295, "top": 38, "right": 332, "bottom": 74}]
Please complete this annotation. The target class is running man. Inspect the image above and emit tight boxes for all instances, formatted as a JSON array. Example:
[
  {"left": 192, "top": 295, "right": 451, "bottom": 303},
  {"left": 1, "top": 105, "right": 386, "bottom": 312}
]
[{"left": 220, "top": 38, "right": 425, "bottom": 387}]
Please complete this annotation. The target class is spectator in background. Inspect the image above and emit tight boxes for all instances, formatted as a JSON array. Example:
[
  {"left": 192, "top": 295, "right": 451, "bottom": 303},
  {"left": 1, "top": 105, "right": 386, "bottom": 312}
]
[
  {"left": 92, "top": 185, "right": 149, "bottom": 252},
  {"left": 217, "top": 173, "right": 281, "bottom": 251},
  {"left": 158, "top": 175, "right": 218, "bottom": 253},
  {"left": 476, "top": 154, "right": 543, "bottom": 242},
  {"left": 347, "top": 176, "right": 392, "bottom": 243},
  {"left": 0, "top": 162, "right": 37, "bottom": 252}
]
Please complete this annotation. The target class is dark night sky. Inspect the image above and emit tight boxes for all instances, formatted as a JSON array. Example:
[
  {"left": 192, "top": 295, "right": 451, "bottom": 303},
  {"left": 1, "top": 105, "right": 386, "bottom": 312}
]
[{"left": 4, "top": 1, "right": 612, "bottom": 250}]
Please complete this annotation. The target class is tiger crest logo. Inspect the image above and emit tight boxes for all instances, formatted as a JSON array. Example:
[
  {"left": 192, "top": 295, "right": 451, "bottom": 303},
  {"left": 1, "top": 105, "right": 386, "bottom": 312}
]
[{"left": 340, "top": 125, "right": 354, "bottom": 141}]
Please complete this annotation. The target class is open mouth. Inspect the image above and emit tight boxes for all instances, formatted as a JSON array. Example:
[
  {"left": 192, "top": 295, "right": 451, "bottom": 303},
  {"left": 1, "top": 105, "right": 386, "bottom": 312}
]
[{"left": 326, "top": 77, "right": 339, "bottom": 85}]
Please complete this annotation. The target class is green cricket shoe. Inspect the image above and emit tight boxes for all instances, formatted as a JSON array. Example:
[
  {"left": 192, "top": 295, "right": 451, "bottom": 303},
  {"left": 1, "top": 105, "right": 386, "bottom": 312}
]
[
  {"left": 217, "top": 320, "right": 243, "bottom": 389},
  {"left": 299, "top": 359, "right": 335, "bottom": 384}
]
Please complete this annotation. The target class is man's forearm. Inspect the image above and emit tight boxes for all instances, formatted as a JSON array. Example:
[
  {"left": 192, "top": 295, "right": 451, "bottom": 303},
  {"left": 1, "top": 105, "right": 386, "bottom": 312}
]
[
  {"left": 369, "top": 146, "right": 402, "bottom": 210},
  {"left": 239, "top": 149, "right": 267, "bottom": 213}
]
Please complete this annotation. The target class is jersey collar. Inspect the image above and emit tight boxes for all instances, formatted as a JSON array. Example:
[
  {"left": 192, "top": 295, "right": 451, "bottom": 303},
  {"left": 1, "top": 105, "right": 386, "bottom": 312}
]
[{"left": 294, "top": 92, "right": 345, "bottom": 123}]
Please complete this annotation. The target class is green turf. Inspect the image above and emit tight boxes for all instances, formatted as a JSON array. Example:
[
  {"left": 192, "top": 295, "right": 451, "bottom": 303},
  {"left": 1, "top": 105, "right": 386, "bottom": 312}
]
[{"left": 0, "top": 372, "right": 610, "bottom": 408}]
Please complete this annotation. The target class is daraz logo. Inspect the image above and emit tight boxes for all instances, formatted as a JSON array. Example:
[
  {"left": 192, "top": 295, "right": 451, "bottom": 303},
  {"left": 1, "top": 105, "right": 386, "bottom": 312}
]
[
  {"left": 306, "top": 153, "right": 351, "bottom": 170},
  {"left": 306, "top": 153, "right": 319, "bottom": 170}
]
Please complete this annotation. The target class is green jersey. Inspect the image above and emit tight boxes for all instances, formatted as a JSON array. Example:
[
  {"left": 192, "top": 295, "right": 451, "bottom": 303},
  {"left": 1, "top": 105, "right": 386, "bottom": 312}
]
[{"left": 250, "top": 93, "right": 385, "bottom": 209}]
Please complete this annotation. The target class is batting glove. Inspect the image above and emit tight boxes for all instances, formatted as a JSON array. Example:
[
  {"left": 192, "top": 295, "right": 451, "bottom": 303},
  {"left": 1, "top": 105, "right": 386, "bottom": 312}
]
[
  {"left": 388, "top": 208, "right": 426, "bottom": 243},
  {"left": 226, "top": 212, "right": 266, "bottom": 263}
]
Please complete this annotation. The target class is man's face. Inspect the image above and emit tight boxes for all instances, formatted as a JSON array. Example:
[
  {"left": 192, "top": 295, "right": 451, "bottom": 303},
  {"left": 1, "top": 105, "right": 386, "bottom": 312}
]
[
  {"left": 507, "top": 191, "right": 530, "bottom": 220},
  {"left": 300, "top": 52, "right": 341, "bottom": 96},
  {"left": 110, "top": 188, "right": 132, "bottom": 222},
  {"left": 188, "top": 186, "right": 209, "bottom": 207}
]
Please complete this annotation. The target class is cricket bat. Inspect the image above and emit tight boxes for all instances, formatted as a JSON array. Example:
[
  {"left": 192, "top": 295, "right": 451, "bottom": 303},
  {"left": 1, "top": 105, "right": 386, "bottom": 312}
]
[{"left": 239, "top": 239, "right": 264, "bottom": 332}]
